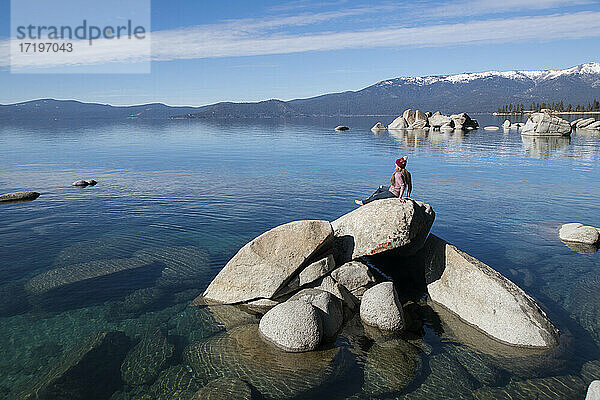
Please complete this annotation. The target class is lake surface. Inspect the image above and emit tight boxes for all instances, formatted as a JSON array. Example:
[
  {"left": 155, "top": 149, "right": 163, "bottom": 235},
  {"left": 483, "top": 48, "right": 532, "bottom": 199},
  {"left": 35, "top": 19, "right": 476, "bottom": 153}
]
[{"left": 0, "top": 115, "right": 599, "bottom": 399}]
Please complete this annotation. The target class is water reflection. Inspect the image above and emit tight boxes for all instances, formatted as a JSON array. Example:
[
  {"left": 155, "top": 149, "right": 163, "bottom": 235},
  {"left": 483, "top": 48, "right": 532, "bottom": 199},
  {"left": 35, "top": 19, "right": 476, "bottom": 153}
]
[{"left": 521, "top": 135, "right": 571, "bottom": 158}]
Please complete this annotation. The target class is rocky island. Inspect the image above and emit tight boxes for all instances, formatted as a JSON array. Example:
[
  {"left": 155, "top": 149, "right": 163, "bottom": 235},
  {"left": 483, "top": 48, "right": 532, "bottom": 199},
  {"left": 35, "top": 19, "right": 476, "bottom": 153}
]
[{"left": 197, "top": 199, "right": 560, "bottom": 353}]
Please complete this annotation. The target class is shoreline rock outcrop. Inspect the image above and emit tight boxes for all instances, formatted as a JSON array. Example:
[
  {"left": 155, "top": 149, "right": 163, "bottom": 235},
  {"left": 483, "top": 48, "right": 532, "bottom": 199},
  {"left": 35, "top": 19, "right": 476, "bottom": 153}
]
[
  {"left": 522, "top": 112, "right": 571, "bottom": 136},
  {"left": 418, "top": 234, "right": 560, "bottom": 348},
  {"left": 0, "top": 191, "right": 40, "bottom": 203},
  {"left": 385, "top": 109, "right": 478, "bottom": 132}
]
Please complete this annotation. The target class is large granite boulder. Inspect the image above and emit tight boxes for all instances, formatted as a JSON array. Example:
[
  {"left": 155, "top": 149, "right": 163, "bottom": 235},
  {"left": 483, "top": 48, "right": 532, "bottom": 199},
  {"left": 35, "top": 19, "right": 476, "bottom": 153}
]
[
  {"left": 559, "top": 223, "right": 599, "bottom": 245},
  {"left": 258, "top": 300, "right": 322, "bottom": 352},
  {"left": 588, "top": 381, "right": 600, "bottom": 400},
  {"left": 388, "top": 116, "right": 408, "bottom": 130},
  {"left": 332, "top": 199, "right": 435, "bottom": 263},
  {"left": 409, "top": 119, "right": 428, "bottom": 130},
  {"left": 202, "top": 220, "right": 333, "bottom": 304},
  {"left": 289, "top": 289, "right": 343, "bottom": 338},
  {"left": 360, "top": 282, "right": 405, "bottom": 331},
  {"left": 450, "top": 113, "right": 478, "bottom": 130},
  {"left": 13, "top": 331, "right": 131, "bottom": 400},
  {"left": 522, "top": 112, "right": 572, "bottom": 136},
  {"left": 428, "top": 112, "right": 452, "bottom": 128},
  {"left": 419, "top": 234, "right": 560, "bottom": 348},
  {"left": 0, "top": 191, "right": 40, "bottom": 203}
]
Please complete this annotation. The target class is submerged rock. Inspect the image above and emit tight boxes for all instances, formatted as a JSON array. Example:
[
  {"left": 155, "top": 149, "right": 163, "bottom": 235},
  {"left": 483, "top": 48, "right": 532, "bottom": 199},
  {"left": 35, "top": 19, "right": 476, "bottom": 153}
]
[
  {"left": 362, "top": 338, "right": 422, "bottom": 396},
  {"left": 202, "top": 220, "right": 333, "bottom": 304},
  {"left": 121, "top": 330, "right": 174, "bottom": 386},
  {"left": 288, "top": 289, "right": 343, "bottom": 338},
  {"left": 332, "top": 199, "right": 434, "bottom": 263},
  {"left": 0, "top": 191, "right": 40, "bottom": 203},
  {"left": 420, "top": 234, "right": 560, "bottom": 348},
  {"left": 559, "top": 223, "right": 600, "bottom": 245},
  {"left": 13, "top": 331, "right": 131, "bottom": 400},
  {"left": 258, "top": 300, "right": 322, "bottom": 352},
  {"left": 360, "top": 282, "right": 405, "bottom": 331},
  {"left": 134, "top": 246, "right": 211, "bottom": 289},
  {"left": 150, "top": 365, "right": 201, "bottom": 400},
  {"left": 184, "top": 324, "right": 345, "bottom": 399},
  {"left": 25, "top": 257, "right": 154, "bottom": 295},
  {"left": 474, "top": 374, "right": 587, "bottom": 400},
  {"left": 522, "top": 112, "right": 572, "bottom": 136},
  {"left": 191, "top": 377, "right": 252, "bottom": 400}
]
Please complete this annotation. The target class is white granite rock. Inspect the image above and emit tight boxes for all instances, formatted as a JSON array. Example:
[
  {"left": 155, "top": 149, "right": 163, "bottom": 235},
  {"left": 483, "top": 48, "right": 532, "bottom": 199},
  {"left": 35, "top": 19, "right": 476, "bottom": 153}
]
[
  {"left": 289, "top": 289, "right": 343, "bottom": 338},
  {"left": 259, "top": 300, "right": 322, "bottom": 352},
  {"left": 360, "top": 282, "right": 405, "bottom": 331},
  {"left": 559, "top": 223, "right": 600, "bottom": 245},
  {"left": 330, "top": 261, "right": 376, "bottom": 292}
]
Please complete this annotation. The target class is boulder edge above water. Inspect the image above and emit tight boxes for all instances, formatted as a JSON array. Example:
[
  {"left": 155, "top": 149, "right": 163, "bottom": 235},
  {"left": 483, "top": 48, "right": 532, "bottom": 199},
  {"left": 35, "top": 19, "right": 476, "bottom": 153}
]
[{"left": 418, "top": 234, "right": 560, "bottom": 348}]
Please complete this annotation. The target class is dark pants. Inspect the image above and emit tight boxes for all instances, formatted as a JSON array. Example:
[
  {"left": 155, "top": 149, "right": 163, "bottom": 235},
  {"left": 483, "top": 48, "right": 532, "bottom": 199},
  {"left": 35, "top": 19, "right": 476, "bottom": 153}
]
[{"left": 363, "top": 185, "right": 397, "bottom": 204}]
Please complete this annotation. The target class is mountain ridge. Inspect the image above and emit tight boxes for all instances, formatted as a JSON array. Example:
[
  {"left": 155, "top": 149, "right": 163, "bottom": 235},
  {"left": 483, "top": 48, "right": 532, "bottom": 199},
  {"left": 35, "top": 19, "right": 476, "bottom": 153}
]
[{"left": 1, "top": 62, "right": 599, "bottom": 120}]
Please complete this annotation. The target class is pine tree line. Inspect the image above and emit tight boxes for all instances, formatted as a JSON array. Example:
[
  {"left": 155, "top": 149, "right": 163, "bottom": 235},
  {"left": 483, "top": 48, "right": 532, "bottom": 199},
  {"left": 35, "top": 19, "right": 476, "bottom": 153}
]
[{"left": 497, "top": 99, "right": 600, "bottom": 114}]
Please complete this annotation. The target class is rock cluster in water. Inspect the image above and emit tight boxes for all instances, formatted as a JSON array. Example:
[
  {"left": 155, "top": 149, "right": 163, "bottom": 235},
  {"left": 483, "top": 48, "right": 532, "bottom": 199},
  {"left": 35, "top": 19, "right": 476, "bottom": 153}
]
[
  {"left": 372, "top": 109, "right": 479, "bottom": 133},
  {"left": 199, "top": 198, "right": 560, "bottom": 353},
  {"left": 522, "top": 112, "right": 572, "bottom": 136},
  {"left": 572, "top": 117, "right": 600, "bottom": 131}
]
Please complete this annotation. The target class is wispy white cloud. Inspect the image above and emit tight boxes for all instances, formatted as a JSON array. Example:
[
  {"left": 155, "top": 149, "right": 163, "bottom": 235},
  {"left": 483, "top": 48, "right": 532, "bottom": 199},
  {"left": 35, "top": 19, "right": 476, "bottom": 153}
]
[
  {"left": 2, "top": 11, "right": 600, "bottom": 70},
  {"left": 431, "top": 0, "right": 594, "bottom": 17}
]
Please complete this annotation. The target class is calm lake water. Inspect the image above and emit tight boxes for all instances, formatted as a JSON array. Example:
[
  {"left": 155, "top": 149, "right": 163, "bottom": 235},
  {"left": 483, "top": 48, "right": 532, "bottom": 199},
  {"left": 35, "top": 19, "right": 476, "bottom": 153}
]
[{"left": 0, "top": 115, "right": 599, "bottom": 399}]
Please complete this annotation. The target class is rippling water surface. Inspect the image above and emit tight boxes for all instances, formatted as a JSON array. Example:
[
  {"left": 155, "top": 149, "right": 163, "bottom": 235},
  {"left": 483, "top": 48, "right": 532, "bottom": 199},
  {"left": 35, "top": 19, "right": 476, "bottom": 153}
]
[{"left": 0, "top": 115, "right": 599, "bottom": 399}]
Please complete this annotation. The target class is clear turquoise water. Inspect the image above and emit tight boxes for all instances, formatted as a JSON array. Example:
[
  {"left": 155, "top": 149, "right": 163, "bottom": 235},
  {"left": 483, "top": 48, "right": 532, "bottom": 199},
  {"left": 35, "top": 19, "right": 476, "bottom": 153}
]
[{"left": 0, "top": 115, "right": 599, "bottom": 399}]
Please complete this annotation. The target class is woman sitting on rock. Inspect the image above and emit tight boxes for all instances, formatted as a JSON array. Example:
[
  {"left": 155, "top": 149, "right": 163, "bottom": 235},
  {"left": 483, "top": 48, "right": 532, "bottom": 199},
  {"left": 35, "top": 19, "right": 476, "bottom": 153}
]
[{"left": 355, "top": 157, "right": 412, "bottom": 206}]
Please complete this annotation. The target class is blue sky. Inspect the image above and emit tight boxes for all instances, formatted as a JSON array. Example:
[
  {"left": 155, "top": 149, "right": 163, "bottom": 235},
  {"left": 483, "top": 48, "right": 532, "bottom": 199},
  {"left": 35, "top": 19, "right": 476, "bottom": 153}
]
[{"left": 1, "top": 0, "right": 600, "bottom": 106}]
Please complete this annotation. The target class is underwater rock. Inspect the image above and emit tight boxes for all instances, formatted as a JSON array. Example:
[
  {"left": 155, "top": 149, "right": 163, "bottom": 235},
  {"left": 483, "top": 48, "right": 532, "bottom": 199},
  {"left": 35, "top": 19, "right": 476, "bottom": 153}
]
[
  {"left": 0, "top": 281, "right": 30, "bottom": 317},
  {"left": 288, "top": 289, "right": 343, "bottom": 339},
  {"left": 13, "top": 331, "right": 131, "bottom": 400},
  {"left": 259, "top": 300, "right": 323, "bottom": 352},
  {"left": 133, "top": 246, "right": 211, "bottom": 289},
  {"left": 420, "top": 234, "right": 560, "bottom": 348},
  {"left": 0, "top": 191, "right": 40, "bottom": 203},
  {"left": 107, "top": 286, "right": 168, "bottom": 321},
  {"left": 26, "top": 257, "right": 154, "bottom": 295},
  {"left": 360, "top": 282, "right": 405, "bottom": 332},
  {"left": 581, "top": 360, "right": 600, "bottom": 386},
  {"left": 121, "top": 330, "right": 174, "bottom": 386},
  {"left": 184, "top": 324, "right": 345, "bottom": 400},
  {"left": 448, "top": 345, "right": 508, "bottom": 387},
  {"left": 191, "top": 298, "right": 259, "bottom": 331},
  {"left": 332, "top": 199, "right": 435, "bottom": 263},
  {"left": 404, "top": 352, "right": 480, "bottom": 400},
  {"left": 330, "top": 261, "right": 376, "bottom": 292},
  {"left": 191, "top": 377, "right": 252, "bottom": 400},
  {"left": 567, "top": 273, "right": 600, "bottom": 344},
  {"left": 167, "top": 306, "right": 228, "bottom": 345},
  {"left": 202, "top": 220, "right": 333, "bottom": 304},
  {"left": 473, "top": 374, "right": 587, "bottom": 399},
  {"left": 150, "top": 365, "right": 201, "bottom": 400},
  {"left": 362, "top": 337, "right": 422, "bottom": 396}
]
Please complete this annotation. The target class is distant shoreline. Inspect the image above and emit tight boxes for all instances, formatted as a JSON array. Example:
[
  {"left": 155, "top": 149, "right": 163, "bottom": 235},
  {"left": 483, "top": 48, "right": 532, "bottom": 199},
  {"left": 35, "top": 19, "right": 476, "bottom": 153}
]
[{"left": 494, "top": 111, "right": 600, "bottom": 116}]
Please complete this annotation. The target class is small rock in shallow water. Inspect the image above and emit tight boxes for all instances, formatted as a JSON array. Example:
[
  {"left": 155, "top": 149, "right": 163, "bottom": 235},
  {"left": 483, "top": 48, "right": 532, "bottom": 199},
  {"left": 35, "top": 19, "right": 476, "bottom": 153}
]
[
  {"left": 0, "top": 191, "right": 40, "bottom": 203},
  {"left": 288, "top": 289, "right": 343, "bottom": 339},
  {"left": 559, "top": 223, "right": 600, "bottom": 245},
  {"left": 334, "top": 125, "right": 349, "bottom": 131},
  {"left": 360, "top": 282, "right": 405, "bottom": 331},
  {"left": 259, "top": 300, "right": 322, "bottom": 352}
]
